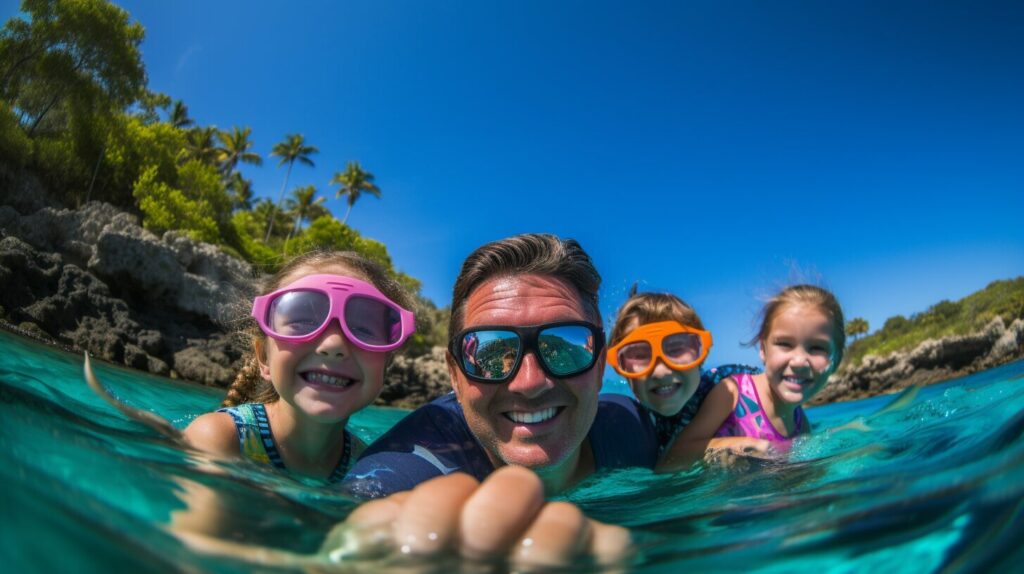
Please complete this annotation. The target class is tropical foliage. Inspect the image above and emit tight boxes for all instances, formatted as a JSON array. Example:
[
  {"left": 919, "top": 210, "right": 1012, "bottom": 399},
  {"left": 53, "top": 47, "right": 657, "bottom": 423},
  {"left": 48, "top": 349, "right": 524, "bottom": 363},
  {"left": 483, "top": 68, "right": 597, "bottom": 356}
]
[
  {"left": 330, "top": 161, "right": 381, "bottom": 225},
  {"left": 845, "top": 317, "right": 869, "bottom": 342},
  {"left": 266, "top": 133, "right": 317, "bottom": 241},
  {"left": 843, "top": 277, "right": 1024, "bottom": 367},
  {"left": 0, "top": 0, "right": 448, "bottom": 354},
  {"left": 284, "top": 185, "right": 327, "bottom": 241}
]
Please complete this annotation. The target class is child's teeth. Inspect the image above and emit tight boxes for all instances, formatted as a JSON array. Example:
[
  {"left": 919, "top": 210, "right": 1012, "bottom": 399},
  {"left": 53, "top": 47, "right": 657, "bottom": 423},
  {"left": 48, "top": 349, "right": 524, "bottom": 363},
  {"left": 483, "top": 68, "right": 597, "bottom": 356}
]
[
  {"left": 653, "top": 384, "right": 678, "bottom": 396},
  {"left": 308, "top": 372, "right": 353, "bottom": 387}
]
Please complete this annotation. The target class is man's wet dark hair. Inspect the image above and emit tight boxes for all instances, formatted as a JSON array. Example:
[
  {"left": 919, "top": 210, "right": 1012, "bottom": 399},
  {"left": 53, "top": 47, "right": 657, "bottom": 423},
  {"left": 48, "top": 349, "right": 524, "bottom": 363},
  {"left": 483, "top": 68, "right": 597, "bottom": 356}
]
[{"left": 448, "top": 233, "right": 602, "bottom": 338}]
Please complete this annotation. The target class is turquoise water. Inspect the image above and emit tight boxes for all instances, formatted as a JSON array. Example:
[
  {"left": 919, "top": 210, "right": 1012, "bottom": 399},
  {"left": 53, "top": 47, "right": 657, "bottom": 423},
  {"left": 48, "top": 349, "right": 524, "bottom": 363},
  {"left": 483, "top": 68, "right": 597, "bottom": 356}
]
[{"left": 2, "top": 328, "right": 1023, "bottom": 572}]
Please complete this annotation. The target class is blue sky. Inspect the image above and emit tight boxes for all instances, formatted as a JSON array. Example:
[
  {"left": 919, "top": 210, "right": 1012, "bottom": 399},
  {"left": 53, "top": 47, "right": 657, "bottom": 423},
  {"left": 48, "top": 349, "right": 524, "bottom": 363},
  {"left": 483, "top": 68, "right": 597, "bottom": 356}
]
[{"left": 6, "top": 1, "right": 1022, "bottom": 366}]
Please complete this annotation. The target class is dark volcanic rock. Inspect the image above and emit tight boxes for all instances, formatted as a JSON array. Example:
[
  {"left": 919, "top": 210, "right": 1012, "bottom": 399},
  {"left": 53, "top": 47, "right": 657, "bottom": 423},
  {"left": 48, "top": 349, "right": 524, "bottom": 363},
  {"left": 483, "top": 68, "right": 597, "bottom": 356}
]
[
  {"left": 378, "top": 346, "right": 452, "bottom": 409},
  {"left": 1, "top": 170, "right": 253, "bottom": 387},
  {"left": 173, "top": 337, "right": 243, "bottom": 386}
]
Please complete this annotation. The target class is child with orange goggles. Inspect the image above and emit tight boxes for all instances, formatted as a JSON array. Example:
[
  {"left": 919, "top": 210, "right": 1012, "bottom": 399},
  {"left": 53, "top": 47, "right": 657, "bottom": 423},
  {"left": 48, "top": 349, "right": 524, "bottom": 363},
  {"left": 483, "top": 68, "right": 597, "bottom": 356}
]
[
  {"left": 608, "top": 321, "right": 713, "bottom": 379},
  {"left": 607, "top": 288, "right": 759, "bottom": 458}
]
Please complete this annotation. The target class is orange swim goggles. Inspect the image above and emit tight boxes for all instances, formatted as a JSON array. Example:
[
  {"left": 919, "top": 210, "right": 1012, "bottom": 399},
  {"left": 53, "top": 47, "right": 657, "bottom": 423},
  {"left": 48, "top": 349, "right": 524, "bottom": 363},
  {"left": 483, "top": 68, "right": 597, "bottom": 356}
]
[{"left": 606, "top": 321, "right": 713, "bottom": 379}]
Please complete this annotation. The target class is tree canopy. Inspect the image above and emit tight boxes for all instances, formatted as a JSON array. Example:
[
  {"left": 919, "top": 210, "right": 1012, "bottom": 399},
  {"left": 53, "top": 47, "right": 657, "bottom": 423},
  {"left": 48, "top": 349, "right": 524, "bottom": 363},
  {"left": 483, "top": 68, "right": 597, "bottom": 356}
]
[
  {"left": 330, "top": 161, "right": 380, "bottom": 225},
  {"left": 1, "top": 0, "right": 146, "bottom": 135},
  {"left": 0, "top": 0, "right": 446, "bottom": 353}
]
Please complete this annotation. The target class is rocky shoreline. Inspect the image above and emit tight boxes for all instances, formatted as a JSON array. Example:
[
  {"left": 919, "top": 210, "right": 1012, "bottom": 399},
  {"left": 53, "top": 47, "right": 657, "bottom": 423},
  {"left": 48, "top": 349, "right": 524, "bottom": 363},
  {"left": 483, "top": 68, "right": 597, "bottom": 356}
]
[
  {"left": 0, "top": 166, "right": 450, "bottom": 406},
  {"left": 811, "top": 316, "right": 1024, "bottom": 405},
  {"left": 3, "top": 166, "right": 1021, "bottom": 408}
]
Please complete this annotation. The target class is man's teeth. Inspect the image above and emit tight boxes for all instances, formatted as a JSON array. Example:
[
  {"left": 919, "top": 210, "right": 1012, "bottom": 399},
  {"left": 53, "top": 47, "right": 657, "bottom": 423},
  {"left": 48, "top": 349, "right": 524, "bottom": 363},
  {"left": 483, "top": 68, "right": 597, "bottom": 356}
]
[
  {"left": 306, "top": 372, "right": 355, "bottom": 387},
  {"left": 506, "top": 408, "right": 558, "bottom": 424}
]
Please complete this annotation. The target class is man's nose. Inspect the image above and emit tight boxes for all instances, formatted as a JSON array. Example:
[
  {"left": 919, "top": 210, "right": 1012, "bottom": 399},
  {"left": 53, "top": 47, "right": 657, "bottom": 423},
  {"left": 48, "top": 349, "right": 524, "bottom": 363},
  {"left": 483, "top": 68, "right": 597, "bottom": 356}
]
[{"left": 506, "top": 352, "right": 554, "bottom": 398}]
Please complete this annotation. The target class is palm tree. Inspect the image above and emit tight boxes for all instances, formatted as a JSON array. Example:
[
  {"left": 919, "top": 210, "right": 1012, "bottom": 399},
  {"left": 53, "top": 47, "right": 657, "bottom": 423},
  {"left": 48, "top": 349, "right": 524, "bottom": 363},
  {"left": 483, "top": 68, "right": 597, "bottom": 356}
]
[
  {"left": 330, "top": 161, "right": 380, "bottom": 225},
  {"left": 266, "top": 133, "right": 318, "bottom": 241},
  {"left": 217, "top": 126, "right": 262, "bottom": 176},
  {"left": 285, "top": 185, "right": 326, "bottom": 240},
  {"left": 254, "top": 198, "right": 290, "bottom": 239},
  {"left": 226, "top": 172, "right": 254, "bottom": 211},
  {"left": 846, "top": 318, "right": 869, "bottom": 343},
  {"left": 181, "top": 126, "right": 222, "bottom": 165},
  {"left": 169, "top": 100, "right": 194, "bottom": 129}
]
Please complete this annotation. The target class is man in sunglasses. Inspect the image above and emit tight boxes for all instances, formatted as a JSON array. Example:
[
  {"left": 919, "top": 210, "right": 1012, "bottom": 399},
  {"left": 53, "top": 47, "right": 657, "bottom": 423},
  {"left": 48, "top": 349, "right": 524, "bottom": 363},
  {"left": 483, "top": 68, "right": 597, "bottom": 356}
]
[
  {"left": 337, "top": 234, "right": 654, "bottom": 565},
  {"left": 345, "top": 233, "right": 658, "bottom": 498}
]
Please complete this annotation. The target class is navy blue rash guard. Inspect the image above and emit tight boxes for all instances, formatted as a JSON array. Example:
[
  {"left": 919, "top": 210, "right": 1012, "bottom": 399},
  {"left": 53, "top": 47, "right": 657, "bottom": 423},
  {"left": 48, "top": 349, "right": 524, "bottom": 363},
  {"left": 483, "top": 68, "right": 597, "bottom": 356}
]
[{"left": 343, "top": 393, "right": 659, "bottom": 498}]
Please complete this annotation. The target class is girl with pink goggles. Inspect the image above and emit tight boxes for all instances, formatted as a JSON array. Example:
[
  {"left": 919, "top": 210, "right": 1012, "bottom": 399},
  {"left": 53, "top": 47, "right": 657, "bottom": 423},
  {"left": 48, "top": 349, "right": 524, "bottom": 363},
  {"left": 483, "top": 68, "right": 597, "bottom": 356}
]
[{"left": 251, "top": 274, "right": 415, "bottom": 350}]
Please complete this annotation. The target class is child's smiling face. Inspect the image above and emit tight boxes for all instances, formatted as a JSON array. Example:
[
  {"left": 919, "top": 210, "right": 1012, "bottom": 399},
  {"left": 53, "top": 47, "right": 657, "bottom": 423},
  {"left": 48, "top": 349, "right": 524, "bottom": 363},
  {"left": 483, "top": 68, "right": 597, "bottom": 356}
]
[
  {"left": 258, "top": 264, "right": 388, "bottom": 422},
  {"left": 759, "top": 304, "right": 837, "bottom": 407},
  {"left": 260, "top": 322, "right": 387, "bottom": 422},
  {"left": 621, "top": 318, "right": 702, "bottom": 417}
]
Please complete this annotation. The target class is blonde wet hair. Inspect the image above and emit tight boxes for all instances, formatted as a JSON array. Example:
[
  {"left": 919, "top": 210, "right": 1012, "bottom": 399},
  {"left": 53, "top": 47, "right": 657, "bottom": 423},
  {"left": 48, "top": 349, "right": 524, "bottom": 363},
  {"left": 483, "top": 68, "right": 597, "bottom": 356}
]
[
  {"left": 222, "top": 250, "right": 415, "bottom": 407},
  {"left": 448, "top": 233, "right": 602, "bottom": 338}
]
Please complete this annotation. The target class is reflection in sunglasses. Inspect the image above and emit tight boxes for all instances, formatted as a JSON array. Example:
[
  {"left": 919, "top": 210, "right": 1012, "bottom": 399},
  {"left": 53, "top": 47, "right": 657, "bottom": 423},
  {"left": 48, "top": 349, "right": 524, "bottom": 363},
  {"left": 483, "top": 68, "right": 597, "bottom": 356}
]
[{"left": 454, "top": 323, "right": 603, "bottom": 382}]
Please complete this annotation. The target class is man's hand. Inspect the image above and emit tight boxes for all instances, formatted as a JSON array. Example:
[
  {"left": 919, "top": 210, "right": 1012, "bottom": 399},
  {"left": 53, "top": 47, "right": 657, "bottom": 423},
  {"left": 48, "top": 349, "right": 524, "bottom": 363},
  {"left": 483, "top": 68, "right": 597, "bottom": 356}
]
[{"left": 343, "top": 466, "right": 631, "bottom": 568}]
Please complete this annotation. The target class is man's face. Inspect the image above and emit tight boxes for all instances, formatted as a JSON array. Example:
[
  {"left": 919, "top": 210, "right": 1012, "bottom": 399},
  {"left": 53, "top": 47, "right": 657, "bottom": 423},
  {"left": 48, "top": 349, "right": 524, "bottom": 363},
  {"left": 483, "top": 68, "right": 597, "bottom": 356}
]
[{"left": 447, "top": 274, "right": 602, "bottom": 471}]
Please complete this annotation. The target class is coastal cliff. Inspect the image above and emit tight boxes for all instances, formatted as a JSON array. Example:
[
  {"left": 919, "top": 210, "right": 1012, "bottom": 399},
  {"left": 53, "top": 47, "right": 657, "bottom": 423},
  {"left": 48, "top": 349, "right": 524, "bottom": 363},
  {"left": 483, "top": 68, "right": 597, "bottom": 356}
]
[
  {"left": 812, "top": 316, "right": 1024, "bottom": 404},
  {"left": 0, "top": 166, "right": 451, "bottom": 405}
]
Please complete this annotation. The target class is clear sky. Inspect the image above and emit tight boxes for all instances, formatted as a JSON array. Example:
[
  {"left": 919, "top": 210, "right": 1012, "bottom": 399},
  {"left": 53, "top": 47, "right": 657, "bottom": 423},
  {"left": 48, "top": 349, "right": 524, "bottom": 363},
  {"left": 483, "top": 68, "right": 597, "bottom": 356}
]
[{"left": 7, "top": 0, "right": 1023, "bottom": 366}]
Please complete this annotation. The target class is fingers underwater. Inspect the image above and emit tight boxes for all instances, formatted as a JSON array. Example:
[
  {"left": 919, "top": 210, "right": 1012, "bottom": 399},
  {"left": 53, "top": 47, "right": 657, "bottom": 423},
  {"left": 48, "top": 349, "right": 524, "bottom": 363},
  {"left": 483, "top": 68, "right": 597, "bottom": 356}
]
[
  {"left": 512, "top": 501, "right": 589, "bottom": 567},
  {"left": 458, "top": 465, "right": 546, "bottom": 559},
  {"left": 344, "top": 490, "right": 412, "bottom": 530},
  {"left": 394, "top": 472, "right": 479, "bottom": 555}
]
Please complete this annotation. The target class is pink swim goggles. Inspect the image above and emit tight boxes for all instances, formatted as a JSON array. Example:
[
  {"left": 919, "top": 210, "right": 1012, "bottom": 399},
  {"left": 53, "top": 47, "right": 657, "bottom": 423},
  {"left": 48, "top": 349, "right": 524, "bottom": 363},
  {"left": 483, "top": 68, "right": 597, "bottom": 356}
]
[{"left": 251, "top": 274, "right": 415, "bottom": 351}]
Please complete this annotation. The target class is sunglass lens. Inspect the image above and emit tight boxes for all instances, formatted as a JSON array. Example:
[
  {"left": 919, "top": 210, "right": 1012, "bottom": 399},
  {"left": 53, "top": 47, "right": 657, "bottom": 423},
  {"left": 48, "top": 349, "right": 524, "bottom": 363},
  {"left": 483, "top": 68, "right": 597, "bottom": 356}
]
[
  {"left": 344, "top": 296, "right": 402, "bottom": 346},
  {"left": 617, "top": 341, "right": 653, "bottom": 374},
  {"left": 663, "top": 333, "right": 701, "bottom": 365},
  {"left": 539, "top": 325, "right": 596, "bottom": 376},
  {"left": 461, "top": 330, "right": 520, "bottom": 380},
  {"left": 269, "top": 290, "right": 330, "bottom": 336}
]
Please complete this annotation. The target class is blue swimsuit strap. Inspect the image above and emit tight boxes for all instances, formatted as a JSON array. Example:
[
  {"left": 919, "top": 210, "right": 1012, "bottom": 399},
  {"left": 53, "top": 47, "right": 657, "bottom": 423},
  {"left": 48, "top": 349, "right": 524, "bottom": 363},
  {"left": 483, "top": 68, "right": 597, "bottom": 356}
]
[
  {"left": 252, "top": 403, "right": 352, "bottom": 482},
  {"left": 249, "top": 403, "right": 285, "bottom": 470}
]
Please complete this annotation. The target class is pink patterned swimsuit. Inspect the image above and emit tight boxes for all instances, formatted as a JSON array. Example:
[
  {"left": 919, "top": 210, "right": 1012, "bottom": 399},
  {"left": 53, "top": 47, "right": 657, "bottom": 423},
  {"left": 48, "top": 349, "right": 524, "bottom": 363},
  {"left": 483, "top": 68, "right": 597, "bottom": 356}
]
[{"left": 714, "top": 373, "right": 807, "bottom": 442}]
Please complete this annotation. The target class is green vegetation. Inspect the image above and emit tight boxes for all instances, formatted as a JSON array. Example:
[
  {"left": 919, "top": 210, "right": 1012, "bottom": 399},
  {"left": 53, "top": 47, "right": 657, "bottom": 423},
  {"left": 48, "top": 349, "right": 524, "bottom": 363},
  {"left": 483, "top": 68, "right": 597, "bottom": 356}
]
[
  {"left": 0, "top": 0, "right": 449, "bottom": 353},
  {"left": 844, "top": 277, "right": 1024, "bottom": 367},
  {"left": 266, "top": 133, "right": 317, "bottom": 242},
  {"left": 846, "top": 317, "right": 869, "bottom": 342},
  {"left": 331, "top": 161, "right": 381, "bottom": 226}
]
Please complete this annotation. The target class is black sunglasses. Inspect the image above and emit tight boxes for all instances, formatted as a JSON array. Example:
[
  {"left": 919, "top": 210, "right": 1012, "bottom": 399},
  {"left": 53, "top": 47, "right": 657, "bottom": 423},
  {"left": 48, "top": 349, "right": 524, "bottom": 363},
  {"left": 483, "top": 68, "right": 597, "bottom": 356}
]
[{"left": 448, "top": 321, "right": 605, "bottom": 383}]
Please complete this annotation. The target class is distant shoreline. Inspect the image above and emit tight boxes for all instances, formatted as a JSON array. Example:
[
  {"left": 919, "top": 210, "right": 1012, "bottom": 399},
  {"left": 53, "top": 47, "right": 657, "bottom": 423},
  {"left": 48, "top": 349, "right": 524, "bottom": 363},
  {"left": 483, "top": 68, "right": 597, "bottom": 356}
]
[
  {"left": 5, "top": 311, "right": 1021, "bottom": 409},
  {"left": 812, "top": 316, "right": 1024, "bottom": 405}
]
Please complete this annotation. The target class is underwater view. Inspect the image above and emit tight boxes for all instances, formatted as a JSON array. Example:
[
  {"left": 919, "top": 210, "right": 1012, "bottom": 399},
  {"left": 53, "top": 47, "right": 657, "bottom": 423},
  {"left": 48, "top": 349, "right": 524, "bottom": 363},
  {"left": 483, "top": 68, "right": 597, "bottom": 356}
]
[{"left": 2, "top": 327, "right": 1023, "bottom": 573}]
